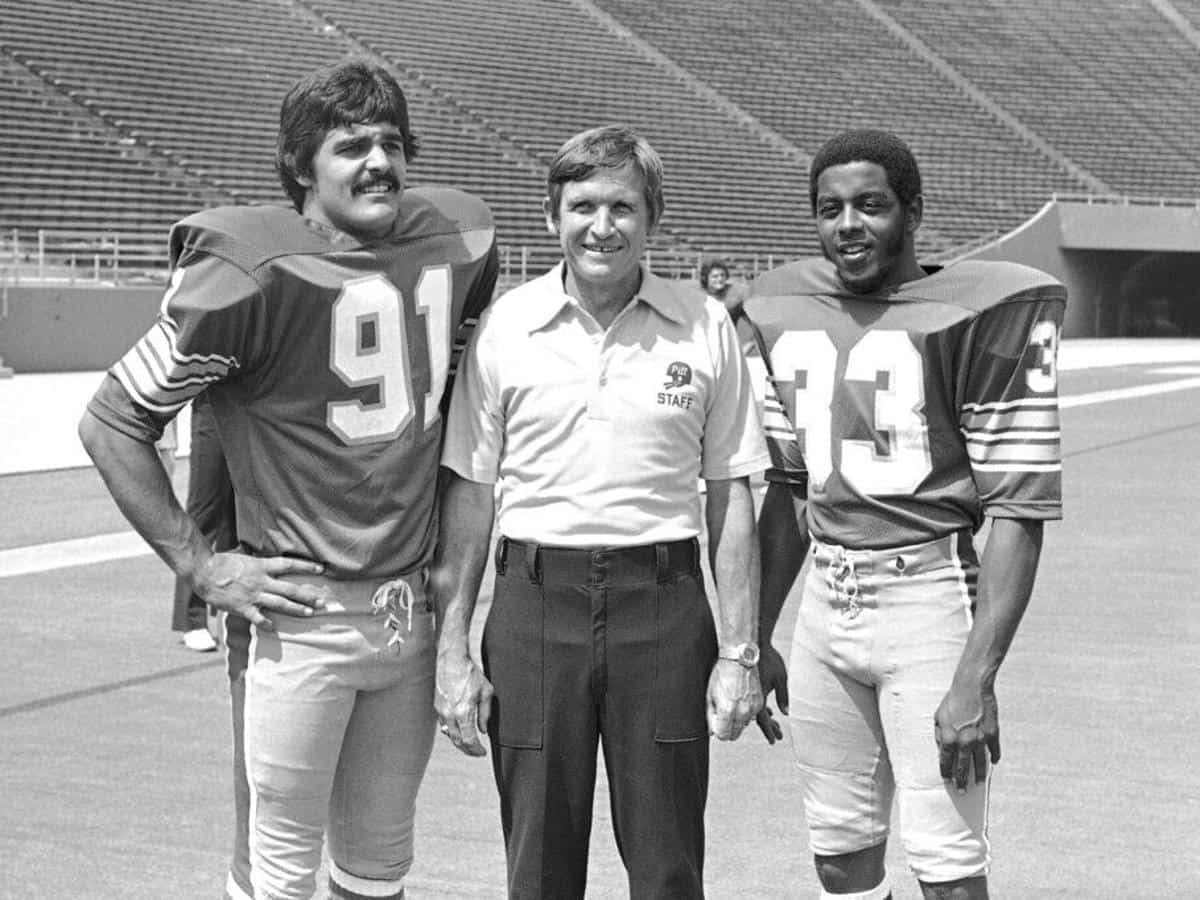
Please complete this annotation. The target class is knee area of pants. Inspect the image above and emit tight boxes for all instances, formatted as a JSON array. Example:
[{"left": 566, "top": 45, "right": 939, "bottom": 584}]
[
  {"left": 814, "top": 848, "right": 887, "bottom": 895},
  {"left": 901, "top": 830, "right": 989, "bottom": 886}
]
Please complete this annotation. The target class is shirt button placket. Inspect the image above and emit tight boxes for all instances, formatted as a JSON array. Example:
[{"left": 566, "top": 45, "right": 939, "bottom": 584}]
[{"left": 588, "top": 338, "right": 609, "bottom": 420}]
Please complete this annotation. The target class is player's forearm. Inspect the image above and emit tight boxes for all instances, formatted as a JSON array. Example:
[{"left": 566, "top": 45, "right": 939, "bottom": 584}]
[
  {"left": 78, "top": 409, "right": 212, "bottom": 581},
  {"left": 704, "top": 476, "right": 760, "bottom": 645},
  {"left": 429, "top": 469, "right": 495, "bottom": 657},
  {"left": 954, "top": 517, "right": 1045, "bottom": 687},
  {"left": 758, "top": 481, "right": 808, "bottom": 643}
]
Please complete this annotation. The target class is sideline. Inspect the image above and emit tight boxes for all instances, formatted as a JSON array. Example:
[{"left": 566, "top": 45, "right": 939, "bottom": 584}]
[
  {"left": 1060, "top": 375, "right": 1200, "bottom": 408},
  {"left": 0, "top": 531, "right": 151, "bottom": 578},
  {"left": 2, "top": 340, "right": 1198, "bottom": 476},
  {"left": 5, "top": 371, "right": 1200, "bottom": 580},
  {"left": 0, "top": 658, "right": 222, "bottom": 718}
]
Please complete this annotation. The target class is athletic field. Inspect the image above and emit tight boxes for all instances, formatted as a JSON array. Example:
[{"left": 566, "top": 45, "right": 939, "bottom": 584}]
[{"left": 2, "top": 339, "right": 1198, "bottom": 898}]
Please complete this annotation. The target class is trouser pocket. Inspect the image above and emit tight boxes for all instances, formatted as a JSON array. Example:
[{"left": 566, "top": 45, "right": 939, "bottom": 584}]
[
  {"left": 482, "top": 572, "right": 544, "bottom": 749},
  {"left": 654, "top": 573, "right": 716, "bottom": 742}
]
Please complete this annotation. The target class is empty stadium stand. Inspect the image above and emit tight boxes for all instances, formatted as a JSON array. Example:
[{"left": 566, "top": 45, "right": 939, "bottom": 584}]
[
  {"left": 593, "top": 0, "right": 1095, "bottom": 251},
  {"left": 3, "top": 0, "right": 1200, "bottom": 282},
  {"left": 875, "top": 0, "right": 1200, "bottom": 199},
  {"left": 0, "top": 0, "right": 560, "bottom": 276},
  {"left": 301, "top": 0, "right": 810, "bottom": 267}
]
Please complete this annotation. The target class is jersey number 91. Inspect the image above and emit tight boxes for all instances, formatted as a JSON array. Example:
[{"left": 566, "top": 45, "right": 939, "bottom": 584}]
[{"left": 328, "top": 267, "right": 451, "bottom": 444}]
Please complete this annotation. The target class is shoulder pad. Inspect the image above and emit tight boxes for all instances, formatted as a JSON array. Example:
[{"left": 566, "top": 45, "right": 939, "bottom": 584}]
[
  {"left": 393, "top": 186, "right": 495, "bottom": 260},
  {"left": 748, "top": 258, "right": 839, "bottom": 300},
  {"left": 169, "top": 205, "right": 330, "bottom": 271},
  {"left": 399, "top": 186, "right": 493, "bottom": 232},
  {"left": 170, "top": 189, "right": 496, "bottom": 272},
  {"left": 900, "top": 260, "right": 1067, "bottom": 312}
]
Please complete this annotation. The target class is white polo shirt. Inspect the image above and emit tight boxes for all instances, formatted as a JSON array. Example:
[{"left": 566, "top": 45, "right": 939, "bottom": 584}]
[{"left": 442, "top": 262, "right": 770, "bottom": 547}]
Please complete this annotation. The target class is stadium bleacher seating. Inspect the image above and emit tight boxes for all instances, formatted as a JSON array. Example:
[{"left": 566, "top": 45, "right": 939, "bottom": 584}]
[
  {"left": 874, "top": 0, "right": 1200, "bottom": 199},
  {"left": 592, "top": 0, "right": 1093, "bottom": 252},
  {"left": 2, "top": 0, "right": 1198, "bottom": 279},
  {"left": 303, "top": 0, "right": 811, "bottom": 268}
]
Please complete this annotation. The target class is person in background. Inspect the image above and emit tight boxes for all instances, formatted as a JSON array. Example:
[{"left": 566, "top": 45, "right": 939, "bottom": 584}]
[
  {"left": 701, "top": 257, "right": 769, "bottom": 444},
  {"left": 171, "top": 394, "right": 233, "bottom": 653},
  {"left": 700, "top": 257, "right": 746, "bottom": 316}
]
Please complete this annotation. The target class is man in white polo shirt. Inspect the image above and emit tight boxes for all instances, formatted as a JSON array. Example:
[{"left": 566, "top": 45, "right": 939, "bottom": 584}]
[{"left": 430, "top": 125, "right": 770, "bottom": 899}]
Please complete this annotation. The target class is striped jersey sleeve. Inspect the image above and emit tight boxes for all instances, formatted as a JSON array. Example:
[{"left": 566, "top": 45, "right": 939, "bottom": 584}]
[
  {"left": 760, "top": 364, "right": 809, "bottom": 488},
  {"left": 958, "top": 295, "right": 1064, "bottom": 519},
  {"left": 88, "top": 254, "right": 259, "bottom": 442},
  {"left": 742, "top": 310, "right": 808, "bottom": 489}
]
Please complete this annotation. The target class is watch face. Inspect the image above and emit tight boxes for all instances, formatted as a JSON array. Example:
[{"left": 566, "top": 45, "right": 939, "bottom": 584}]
[{"left": 722, "top": 642, "right": 759, "bottom": 666}]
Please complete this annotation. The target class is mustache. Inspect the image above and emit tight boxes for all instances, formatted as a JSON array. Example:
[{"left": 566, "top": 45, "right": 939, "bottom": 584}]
[{"left": 353, "top": 174, "right": 400, "bottom": 194}]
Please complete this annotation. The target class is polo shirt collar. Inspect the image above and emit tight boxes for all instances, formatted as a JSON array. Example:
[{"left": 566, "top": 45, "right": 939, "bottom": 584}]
[{"left": 522, "top": 261, "right": 688, "bottom": 333}]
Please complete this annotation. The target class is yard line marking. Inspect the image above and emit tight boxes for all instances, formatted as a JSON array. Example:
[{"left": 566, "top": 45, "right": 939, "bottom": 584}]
[
  {"left": 0, "top": 659, "right": 222, "bottom": 718},
  {"left": 1059, "top": 376, "right": 1200, "bottom": 409},
  {"left": 4, "top": 376, "right": 1199, "bottom": 580},
  {"left": 1063, "top": 419, "right": 1200, "bottom": 460},
  {"left": 0, "top": 531, "right": 150, "bottom": 578}
]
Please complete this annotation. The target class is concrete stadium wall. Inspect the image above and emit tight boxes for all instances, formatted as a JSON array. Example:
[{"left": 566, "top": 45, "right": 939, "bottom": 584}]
[
  {"left": 961, "top": 200, "right": 1200, "bottom": 337},
  {"left": 0, "top": 284, "right": 162, "bottom": 373},
  {"left": 957, "top": 202, "right": 1098, "bottom": 338}
]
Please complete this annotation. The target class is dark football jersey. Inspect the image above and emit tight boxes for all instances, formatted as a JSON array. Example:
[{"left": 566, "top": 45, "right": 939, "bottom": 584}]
[
  {"left": 745, "top": 258, "right": 1066, "bottom": 549},
  {"left": 88, "top": 188, "right": 498, "bottom": 577}
]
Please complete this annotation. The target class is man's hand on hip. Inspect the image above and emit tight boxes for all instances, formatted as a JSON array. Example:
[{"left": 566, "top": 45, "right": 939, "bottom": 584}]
[{"left": 194, "top": 552, "right": 327, "bottom": 629}]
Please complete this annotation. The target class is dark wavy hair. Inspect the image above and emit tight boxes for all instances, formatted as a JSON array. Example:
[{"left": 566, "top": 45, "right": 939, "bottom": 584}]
[
  {"left": 276, "top": 58, "right": 420, "bottom": 211},
  {"left": 699, "top": 258, "right": 730, "bottom": 288}
]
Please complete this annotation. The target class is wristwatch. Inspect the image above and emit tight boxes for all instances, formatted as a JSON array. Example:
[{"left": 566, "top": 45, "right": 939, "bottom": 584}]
[{"left": 718, "top": 641, "right": 760, "bottom": 668}]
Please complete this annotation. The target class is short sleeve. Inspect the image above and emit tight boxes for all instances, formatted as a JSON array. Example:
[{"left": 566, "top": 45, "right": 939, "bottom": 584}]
[
  {"left": 442, "top": 239, "right": 499, "bottom": 419},
  {"left": 739, "top": 312, "right": 808, "bottom": 491},
  {"left": 441, "top": 303, "right": 504, "bottom": 484},
  {"left": 959, "top": 297, "right": 1065, "bottom": 520},
  {"left": 760, "top": 377, "right": 810, "bottom": 490},
  {"left": 699, "top": 306, "right": 771, "bottom": 481},
  {"left": 86, "top": 255, "right": 261, "bottom": 443}
]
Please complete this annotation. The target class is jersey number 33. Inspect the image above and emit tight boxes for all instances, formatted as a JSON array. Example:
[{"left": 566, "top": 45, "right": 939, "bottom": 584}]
[{"left": 771, "top": 325, "right": 1058, "bottom": 495}]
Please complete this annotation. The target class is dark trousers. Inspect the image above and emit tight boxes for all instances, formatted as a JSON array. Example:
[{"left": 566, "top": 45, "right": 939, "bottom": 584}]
[
  {"left": 482, "top": 536, "right": 717, "bottom": 900},
  {"left": 171, "top": 394, "right": 237, "bottom": 631}
]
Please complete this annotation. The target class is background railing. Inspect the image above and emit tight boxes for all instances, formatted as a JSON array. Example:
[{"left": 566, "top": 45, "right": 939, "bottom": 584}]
[
  {"left": 1, "top": 228, "right": 786, "bottom": 288},
  {"left": 1050, "top": 193, "right": 1200, "bottom": 208},
  {"left": 1, "top": 229, "right": 170, "bottom": 285}
]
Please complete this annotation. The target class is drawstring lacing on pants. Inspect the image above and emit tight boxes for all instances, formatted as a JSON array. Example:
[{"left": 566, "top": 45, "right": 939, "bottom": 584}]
[
  {"left": 370, "top": 578, "right": 415, "bottom": 648},
  {"left": 827, "top": 552, "right": 863, "bottom": 618}
]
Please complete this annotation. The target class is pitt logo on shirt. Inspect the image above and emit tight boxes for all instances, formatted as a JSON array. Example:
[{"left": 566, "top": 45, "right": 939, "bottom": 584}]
[{"left": 658, "top": 361, "right": 695, "bottom": 409}]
